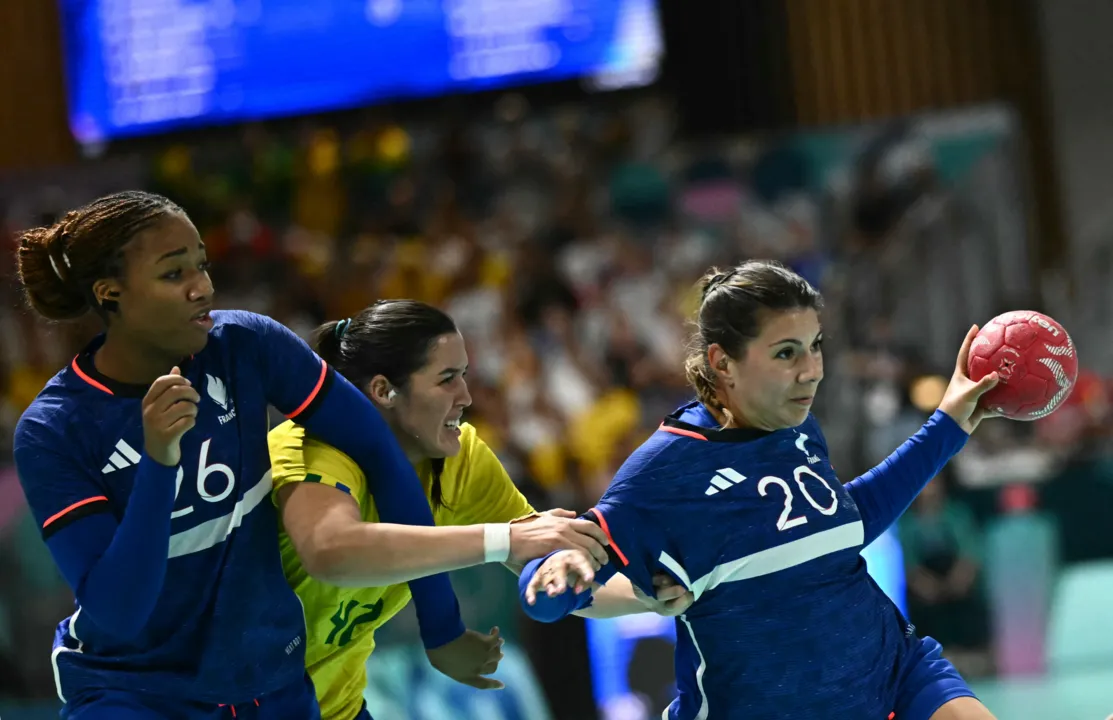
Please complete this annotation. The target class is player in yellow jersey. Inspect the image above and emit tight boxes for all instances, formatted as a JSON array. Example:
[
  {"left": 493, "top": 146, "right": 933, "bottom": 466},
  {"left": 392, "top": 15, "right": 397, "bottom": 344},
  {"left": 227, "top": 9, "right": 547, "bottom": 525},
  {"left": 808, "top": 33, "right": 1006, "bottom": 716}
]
[{"left": 269, "top": 300, "right": 694, "bottom": 720}]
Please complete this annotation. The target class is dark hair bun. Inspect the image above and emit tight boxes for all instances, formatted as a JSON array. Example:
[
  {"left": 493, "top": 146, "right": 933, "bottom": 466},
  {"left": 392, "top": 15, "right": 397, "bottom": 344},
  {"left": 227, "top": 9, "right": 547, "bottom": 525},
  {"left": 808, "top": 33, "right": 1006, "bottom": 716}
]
[{"left": 17, "top": 224, "right": 89, "bottom": 321}]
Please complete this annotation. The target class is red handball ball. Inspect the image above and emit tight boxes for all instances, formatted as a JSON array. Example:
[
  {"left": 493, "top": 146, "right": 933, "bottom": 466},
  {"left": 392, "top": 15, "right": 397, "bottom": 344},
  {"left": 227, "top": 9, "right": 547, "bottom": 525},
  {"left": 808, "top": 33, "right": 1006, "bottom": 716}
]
[{"left": 967, "top": 310, "right": 1078, "bottom": 421}]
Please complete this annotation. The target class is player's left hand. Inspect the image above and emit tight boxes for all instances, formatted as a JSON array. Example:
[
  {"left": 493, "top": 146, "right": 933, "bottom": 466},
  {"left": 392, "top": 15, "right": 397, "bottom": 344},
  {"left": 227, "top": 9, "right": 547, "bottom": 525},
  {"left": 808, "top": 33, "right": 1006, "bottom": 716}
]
[
  {"left": 523, "top": 549, "right": 597, "bottom": 606},
  {"left": 938, "top": 324, "right": 1001, "bottom": 434},
  {"left": 427, "top": 626, "right": 505, "bottom": 690},
  {"left": 632, "top": 572, "right": 695, "bottom": 617}
]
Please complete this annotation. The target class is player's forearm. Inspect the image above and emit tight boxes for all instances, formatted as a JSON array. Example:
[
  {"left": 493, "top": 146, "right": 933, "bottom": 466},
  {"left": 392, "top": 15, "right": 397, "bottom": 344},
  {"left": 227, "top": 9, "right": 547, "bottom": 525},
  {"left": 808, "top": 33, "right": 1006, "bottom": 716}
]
[
  {"left": 573, "top": 575, "right": 650, "bottom": 619},
  {"left": 504, "top": 558, "right": 645, "bottom": 619},
  {"left": 300, "top": 376, "right": 465, "bottom": 648},
  {"left": 845, "top": 410, "right": 969, "bottom": 545},
  {"left": 51, "top": 457, "right": 178, "bottom": 639},
  {"left": 306, "top": 522, "right": 487, "bottom": 588}
]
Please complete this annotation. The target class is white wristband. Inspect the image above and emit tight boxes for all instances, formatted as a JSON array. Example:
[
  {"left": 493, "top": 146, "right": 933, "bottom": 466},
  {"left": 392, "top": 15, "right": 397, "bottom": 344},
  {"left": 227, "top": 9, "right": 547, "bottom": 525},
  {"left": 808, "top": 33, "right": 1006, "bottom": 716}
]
[{"left": 483, "top": 523, "right": 511, "bottom": 563}]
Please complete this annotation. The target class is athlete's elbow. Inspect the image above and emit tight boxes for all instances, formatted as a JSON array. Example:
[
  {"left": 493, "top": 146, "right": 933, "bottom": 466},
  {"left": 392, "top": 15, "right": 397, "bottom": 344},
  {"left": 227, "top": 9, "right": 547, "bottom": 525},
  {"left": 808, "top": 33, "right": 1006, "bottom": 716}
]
[{"left": 300, "top": 542, "right": 355, "bottom": 586}]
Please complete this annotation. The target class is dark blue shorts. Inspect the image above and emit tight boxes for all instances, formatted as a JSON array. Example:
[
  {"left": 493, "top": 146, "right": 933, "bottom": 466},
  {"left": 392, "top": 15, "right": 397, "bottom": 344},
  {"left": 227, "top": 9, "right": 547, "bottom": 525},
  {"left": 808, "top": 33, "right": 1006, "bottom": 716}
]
[
  {"left": 62, "top": 673, "right": 321, "bottom": 720},
  {"left": 894, "top": 636, "right": 977, "bottom": 720},
  {"left": 353, "top": 701, "right": 373, "bottom": 720}
]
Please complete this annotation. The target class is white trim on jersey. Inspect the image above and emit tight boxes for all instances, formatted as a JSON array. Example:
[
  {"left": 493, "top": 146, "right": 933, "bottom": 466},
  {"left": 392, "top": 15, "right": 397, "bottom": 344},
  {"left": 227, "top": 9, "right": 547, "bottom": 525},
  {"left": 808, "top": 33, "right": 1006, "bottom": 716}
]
[
  {"left": 658, "top": 551, "right": 693, "bottom": 592},
  {"left": 167, "top": 470, "right": 271, "bottom": 559},
  {"left": 681, "top": 615, "right": 710, "bottom": 720},
  {"left": 655, "top": 521, "right": 866, "bottom": 718},
  {"left": 658, "top": 520, "right": 864, "bottom": 602},
  {"left": 51, "top": 606, "right": 83, "bottom": 703}
]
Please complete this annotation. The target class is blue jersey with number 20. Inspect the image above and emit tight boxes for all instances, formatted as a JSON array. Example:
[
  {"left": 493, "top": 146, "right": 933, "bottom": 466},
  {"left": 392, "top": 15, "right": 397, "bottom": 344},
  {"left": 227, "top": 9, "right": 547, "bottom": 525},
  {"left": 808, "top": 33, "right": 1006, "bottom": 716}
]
[{"left": 586, "top": 402, "right": 920, "bottom": 720}]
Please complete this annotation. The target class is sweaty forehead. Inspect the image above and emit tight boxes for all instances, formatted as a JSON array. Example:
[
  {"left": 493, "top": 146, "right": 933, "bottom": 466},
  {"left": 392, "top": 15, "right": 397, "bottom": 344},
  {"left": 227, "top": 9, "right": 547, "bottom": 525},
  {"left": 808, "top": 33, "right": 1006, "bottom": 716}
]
[
  {"left": 421, "top": 333, "right": 468, "bottom": 372},
  {"left": 122, "top": 213, "right": 201, "bottom": 265},
  {"left": 756, "top": 307, "right": 821, "bottom": 342}
]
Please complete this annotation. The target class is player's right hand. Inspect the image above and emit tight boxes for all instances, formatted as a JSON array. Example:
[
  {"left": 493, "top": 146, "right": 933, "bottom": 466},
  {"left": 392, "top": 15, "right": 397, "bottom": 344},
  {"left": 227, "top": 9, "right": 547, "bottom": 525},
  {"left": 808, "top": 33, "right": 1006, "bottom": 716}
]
[
  {"left": 507, "top": 509, "right": 610, "bottom": 568},
  {"left": 426, "top": 626, "right": 505, "bottom": 690},
  {"left": 523, "top": 548, "right": 597, "bottom": 606},
  {"left": 938, "top": 324, "right": 1001, "bottom": 434},
  {"left": 142, "top": 367, "right": 200, "bottom": 467},
  {"left": 632, "top": 572, "right": 695, "bottom": 617}
]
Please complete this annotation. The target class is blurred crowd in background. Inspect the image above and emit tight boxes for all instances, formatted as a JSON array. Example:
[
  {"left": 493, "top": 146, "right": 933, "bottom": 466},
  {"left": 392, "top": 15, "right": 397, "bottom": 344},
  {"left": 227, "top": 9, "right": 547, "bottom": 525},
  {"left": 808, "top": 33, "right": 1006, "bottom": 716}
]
[{"left": 1, "top": 89, "right": 1112, "bottom": 716}]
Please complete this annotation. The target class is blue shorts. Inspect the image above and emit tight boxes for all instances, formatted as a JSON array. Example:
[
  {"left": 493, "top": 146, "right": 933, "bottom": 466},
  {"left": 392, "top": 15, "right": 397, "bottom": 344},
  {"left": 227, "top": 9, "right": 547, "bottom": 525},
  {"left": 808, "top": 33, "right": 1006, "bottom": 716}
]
[
  {"left": 894, "top": 636, "right": 977, "bottom": 720},
  {"left": 62, "top": 673, "right": 321, "bottom": 720},
  {"left": 353, "top": 702, "right": 373, "bottom": 720}
]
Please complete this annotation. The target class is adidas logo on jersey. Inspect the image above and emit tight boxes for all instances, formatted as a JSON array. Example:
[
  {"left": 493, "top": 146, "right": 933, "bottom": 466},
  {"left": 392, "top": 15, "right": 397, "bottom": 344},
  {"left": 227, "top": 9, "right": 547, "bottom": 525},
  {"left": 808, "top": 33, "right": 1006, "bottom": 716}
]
[
  {"left": 102, "top": 439, "right": 142, "bottom": 474},
  {"left": 207, "top": 374, "right": 237, "bottom": 425},
  {"left": 704, "top": 468, "right": 747, "bottom": 496}
]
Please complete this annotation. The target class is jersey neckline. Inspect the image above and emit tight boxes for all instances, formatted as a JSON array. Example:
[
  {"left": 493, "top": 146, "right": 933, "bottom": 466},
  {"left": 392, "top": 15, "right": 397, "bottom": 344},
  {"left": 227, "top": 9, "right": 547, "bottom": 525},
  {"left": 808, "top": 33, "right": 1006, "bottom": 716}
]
[
  {"left": 71, "top": 334, "right": 193, "bottom": 398},
  {"left": 660, "top": 401, "right": 774, "bottom": 443}
]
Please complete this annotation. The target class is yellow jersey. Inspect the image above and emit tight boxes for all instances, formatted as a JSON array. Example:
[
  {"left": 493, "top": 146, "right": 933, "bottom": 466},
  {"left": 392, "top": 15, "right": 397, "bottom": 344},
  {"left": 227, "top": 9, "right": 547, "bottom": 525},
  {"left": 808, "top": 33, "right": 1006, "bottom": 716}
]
[{"left": 268, "top": 421, "right": 535, "bottom": 720}]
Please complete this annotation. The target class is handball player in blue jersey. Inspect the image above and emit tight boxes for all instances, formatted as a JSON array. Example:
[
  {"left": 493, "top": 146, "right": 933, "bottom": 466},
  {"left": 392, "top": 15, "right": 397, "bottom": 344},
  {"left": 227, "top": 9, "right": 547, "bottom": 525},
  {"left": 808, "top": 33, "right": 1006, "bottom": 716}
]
[
  {"left": 520, "top": 261, "right": 1002, "bottom": 719},
  {"left": 12, "top": 191, "right": 500, "bottom": 719}
]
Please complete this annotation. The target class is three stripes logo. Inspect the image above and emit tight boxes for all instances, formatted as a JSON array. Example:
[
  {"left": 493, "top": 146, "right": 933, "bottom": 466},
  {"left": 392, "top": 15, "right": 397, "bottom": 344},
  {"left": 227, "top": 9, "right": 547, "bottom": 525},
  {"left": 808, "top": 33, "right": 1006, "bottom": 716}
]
[
  {"left": 101, "top": 439, "right": 142, "bottom": 474},
  {"left": 704, "top": 467, "right": 747, "bottom": 496}
]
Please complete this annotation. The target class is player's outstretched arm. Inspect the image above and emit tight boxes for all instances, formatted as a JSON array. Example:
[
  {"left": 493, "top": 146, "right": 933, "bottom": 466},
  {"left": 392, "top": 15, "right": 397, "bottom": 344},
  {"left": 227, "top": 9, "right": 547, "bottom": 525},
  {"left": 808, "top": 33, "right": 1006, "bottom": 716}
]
[
  {"left": 281, "top": 482, "right": 488, "bottom": 585},
  {"left": 846, "top": 325, "right": 999, "bottom": 545},
  {"left": 279, "top": 487, "right": 609, "bottom": 587},
  {"left": 509, "top": 533, "right": 692, "bottom": 620},
  {"left": 586, "top": 572, "right": 693, "bottom": 619},
  {"left": 518, "top": 549, "right": 693, "bottom": 622}
]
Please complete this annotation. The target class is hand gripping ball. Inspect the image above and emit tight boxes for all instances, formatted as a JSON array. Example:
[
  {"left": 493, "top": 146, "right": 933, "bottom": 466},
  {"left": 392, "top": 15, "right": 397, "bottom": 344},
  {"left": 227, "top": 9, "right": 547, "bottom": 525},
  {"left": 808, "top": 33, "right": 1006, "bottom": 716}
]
[{"left": 967, "top": 311, "right": 1078, "bottom": 421}]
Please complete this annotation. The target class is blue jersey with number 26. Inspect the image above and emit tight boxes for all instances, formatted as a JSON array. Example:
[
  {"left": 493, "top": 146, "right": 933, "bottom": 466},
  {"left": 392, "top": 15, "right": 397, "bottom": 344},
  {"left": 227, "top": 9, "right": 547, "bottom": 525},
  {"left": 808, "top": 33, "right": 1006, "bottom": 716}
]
[
  {"left": 15, "top": 311, "right": 330, "bottom": 705},
  {"left": 587, "top": 402, "right": 917, "bottom": 720}
]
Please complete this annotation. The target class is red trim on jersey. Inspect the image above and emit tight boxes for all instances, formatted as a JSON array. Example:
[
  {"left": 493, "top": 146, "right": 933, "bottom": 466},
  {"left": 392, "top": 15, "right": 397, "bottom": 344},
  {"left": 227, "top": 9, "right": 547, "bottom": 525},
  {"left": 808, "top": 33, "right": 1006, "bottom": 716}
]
[
  {"left": 589, "top": 507, "right": 629, "bottom": 566},
  {"left": 218, "top": 699, "right": 260, "bottom": 716},
  {"left": 70, "top": 357, "right": 114, "bottom": 396},
  {"left": 42, "top": 496, "right": 109, "bottom": 530},
  {"left": 658, "top": 423, "right": 707, "bottom": 441},
  {"left": 285, "top": 360, "right": 328, "bottom": 420}
]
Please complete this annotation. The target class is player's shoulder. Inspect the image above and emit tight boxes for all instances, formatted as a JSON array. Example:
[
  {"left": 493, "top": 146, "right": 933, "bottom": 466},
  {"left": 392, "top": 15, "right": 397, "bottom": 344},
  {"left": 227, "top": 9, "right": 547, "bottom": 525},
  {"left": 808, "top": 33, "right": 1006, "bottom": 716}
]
[
  {"left": 617, "top": 400, "right": 737, "bottom": 474},
  {"left": 207, "top": 309, "right": 283, "bottom": 344},
  {"left": 267, "top": 418, "right": 304, "bottom": 457},
  {"left": 269, "top": 420, "right": 361, "bottom": 476},
  {"left": 602, "top": 420, "right": 707, "bottom": 500},
  {"left": 15, "top": 379, "right": 72, "bottom": 448},
  {"left": 15, "top": 366, "right": 110, "bottom": 452}
]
